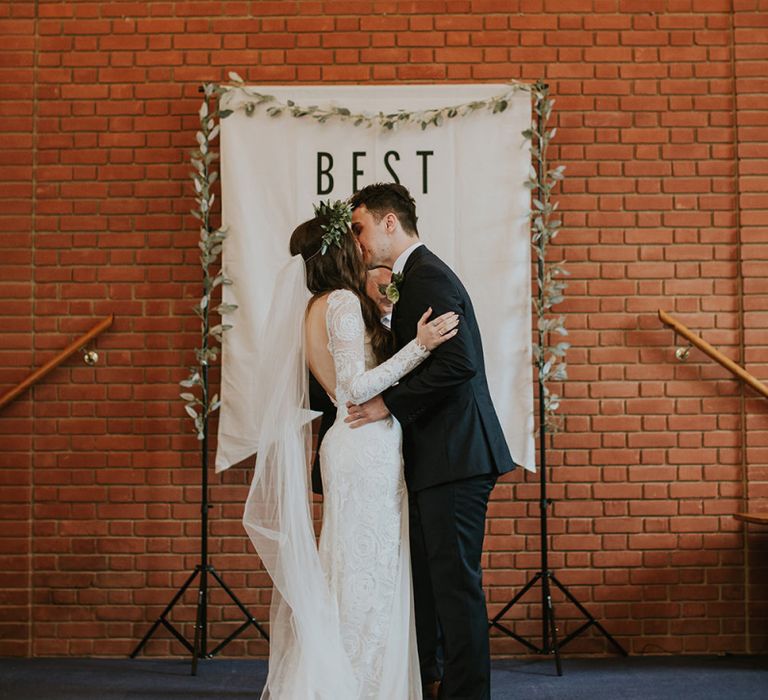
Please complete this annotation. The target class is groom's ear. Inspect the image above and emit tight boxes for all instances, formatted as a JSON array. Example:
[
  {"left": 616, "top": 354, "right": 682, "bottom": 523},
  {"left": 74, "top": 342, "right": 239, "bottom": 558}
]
[{"left": 384, "top": 212, "right": 398, "bottom": 233}]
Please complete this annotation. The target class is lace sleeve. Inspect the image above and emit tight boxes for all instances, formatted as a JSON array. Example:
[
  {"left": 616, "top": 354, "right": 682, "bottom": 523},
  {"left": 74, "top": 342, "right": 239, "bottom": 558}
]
[{"left": 326, "top": 289, "right": 429, "bottom": 406}]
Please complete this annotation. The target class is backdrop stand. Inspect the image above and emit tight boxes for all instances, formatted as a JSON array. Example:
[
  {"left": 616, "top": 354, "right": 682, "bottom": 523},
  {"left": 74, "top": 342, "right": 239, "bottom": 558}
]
[
  {"left": 488, "top": 83, "right": 627, "bottom": 674},
  {"left": 129, "top": 392, "right": 269, "bottom": 673},
  {"left": 131, "top": 83, "right": 269, "bottom": 674}
]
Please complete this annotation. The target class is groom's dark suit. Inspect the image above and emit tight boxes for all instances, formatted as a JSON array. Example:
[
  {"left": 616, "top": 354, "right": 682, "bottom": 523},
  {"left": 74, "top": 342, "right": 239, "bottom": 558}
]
[
  {"left": 383, "top": 245, "right": 515, "bottom": 700},
  {"left": 309, "top": 371, "right": 335, "bottom": 496}
]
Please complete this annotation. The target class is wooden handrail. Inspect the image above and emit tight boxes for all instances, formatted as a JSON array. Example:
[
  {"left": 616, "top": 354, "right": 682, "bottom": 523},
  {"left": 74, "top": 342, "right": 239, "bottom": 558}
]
[
  {"left": 658, "top": 309, "right": 768, "bottom": 400},
  {"left": 734, "top": 512, "right": 768, "bottom": 526},
  {"left": 0, "top": 315, "right": 114, "bottom": 411}
]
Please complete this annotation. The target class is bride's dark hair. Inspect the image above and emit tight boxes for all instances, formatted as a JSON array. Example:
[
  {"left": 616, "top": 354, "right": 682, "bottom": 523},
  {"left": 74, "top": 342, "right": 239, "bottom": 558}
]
[{"left": 290, "top": 216, "right": 394, "bottom": 364}]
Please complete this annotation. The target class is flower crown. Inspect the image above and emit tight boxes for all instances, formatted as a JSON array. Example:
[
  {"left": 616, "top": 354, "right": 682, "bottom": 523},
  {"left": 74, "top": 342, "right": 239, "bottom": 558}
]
[{"left": 313, "top": 199, "right": 353, "bottom": 256}]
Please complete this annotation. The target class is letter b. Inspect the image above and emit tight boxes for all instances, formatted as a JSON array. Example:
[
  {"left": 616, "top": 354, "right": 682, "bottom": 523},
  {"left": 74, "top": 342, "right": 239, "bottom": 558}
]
[{"left": 317, "top": 152, "right": 334, "bottom": 195}]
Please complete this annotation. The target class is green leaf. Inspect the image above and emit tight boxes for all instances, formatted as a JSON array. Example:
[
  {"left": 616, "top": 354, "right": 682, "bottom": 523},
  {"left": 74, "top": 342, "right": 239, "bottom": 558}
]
[{"left": 218, "top": 109, "right": 234, "bottom": 119}]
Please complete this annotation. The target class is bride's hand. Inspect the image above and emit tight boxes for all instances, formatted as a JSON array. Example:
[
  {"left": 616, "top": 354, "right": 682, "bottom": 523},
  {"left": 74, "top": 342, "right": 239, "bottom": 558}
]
[{"left": 416, "top": 308, "right": 460, "bottom": 351}]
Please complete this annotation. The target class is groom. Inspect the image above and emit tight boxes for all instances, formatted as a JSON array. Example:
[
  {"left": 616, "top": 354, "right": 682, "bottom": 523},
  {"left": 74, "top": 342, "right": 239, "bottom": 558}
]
[{"left": 346, "top": 183, "right": 515, "bottom": 700}]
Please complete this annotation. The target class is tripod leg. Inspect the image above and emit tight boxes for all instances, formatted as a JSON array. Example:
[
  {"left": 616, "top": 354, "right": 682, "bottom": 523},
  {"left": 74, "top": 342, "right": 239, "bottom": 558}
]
[
  {"left": 131, "top": 618, "right": 163, "bottom": 659},
  {"left": 209, "top": 567, "right": 270, "bottom": 643},
  {"left": 489, "top": 571, "right": 542, "bottom": 626},
  {"left": 131, "top": 568, "right": 200, "bottom": 658},
  {"left": 550, "top": 573, "right": 627, "bottom": 656}
]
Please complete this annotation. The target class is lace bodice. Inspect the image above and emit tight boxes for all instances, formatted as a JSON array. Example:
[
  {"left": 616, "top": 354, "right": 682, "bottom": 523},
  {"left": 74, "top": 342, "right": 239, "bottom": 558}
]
[{"left": 326, "top": 289, "right": 428, "bottom": 409}]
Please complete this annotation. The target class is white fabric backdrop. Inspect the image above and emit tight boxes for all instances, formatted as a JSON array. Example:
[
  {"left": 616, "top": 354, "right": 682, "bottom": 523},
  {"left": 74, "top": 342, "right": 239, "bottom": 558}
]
[{"left": 215, "top": 84, "right": 535, "bottom": 473}]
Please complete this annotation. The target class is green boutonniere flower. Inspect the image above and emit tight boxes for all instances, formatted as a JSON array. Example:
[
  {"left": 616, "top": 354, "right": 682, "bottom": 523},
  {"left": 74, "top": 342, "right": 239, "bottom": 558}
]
[{"left": 379, "top": 272, "right": 404, "bottom": 305}]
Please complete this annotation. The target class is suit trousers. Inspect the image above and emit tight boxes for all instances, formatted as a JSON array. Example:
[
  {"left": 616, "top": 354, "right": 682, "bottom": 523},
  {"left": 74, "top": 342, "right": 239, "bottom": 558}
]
[{"left": 409, "top": 473, "right": 496, "bottom": 700}]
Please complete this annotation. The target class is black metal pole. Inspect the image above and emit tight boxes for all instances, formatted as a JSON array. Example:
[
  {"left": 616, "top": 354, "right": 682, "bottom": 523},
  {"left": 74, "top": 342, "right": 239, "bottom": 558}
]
[
  {"left": 191, "top": 358, "right": 210, "bottom": 676},
  {"left": 534, "top": 95, "right": 561, "bottom": 672}
]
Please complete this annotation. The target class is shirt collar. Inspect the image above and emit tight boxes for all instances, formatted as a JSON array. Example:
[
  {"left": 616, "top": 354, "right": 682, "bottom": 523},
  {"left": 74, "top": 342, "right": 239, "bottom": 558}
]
[{"left": 392, "top": 241, "right": 424, "bottom": 277}]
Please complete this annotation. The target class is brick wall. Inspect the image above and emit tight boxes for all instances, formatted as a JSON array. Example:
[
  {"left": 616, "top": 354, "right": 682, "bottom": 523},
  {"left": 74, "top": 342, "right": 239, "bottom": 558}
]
[{"left": 1, "top": 0, "right": 766, "bottom": 658}]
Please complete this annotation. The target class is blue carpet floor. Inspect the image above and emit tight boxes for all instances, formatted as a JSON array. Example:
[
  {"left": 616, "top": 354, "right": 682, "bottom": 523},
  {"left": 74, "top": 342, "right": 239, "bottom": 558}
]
[{"left": 0, "top": 655, "right": 766, "bottom": 699}]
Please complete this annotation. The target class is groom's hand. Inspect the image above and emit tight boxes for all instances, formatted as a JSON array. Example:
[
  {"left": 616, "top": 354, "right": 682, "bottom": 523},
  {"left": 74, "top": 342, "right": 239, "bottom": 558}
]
[{"left": 345, "top": 395, "right": 390, "bottom": 428}]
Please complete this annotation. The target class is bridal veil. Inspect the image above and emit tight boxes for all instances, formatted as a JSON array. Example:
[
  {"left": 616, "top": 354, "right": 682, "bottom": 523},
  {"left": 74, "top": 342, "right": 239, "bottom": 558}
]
[{"left": 242, "top": 254, "right": 358, "bottom": 698}]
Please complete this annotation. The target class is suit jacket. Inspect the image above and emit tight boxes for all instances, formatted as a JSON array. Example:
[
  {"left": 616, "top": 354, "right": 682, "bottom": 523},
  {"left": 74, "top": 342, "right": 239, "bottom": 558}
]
[
  {"left": 383, "top": 245, "right": 515, "bottom": 491},
  {"left": 309, "top": 371, "right": 336, "bottom": 495}
]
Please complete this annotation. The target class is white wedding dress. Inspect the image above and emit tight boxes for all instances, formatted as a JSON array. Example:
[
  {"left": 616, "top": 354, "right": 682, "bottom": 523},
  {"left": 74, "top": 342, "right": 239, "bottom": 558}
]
[
  {"left": 243, "top": 261, "right": 426, "bottom": 700},
  {"left": 316, "top": 289, "right": 426, "bottom": 699}
]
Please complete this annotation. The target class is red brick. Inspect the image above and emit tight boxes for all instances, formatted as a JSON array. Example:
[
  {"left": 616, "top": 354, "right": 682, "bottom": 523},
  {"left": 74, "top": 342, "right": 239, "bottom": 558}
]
[{"left": 1, "top": 0, "right": 764, "bottom": 661}]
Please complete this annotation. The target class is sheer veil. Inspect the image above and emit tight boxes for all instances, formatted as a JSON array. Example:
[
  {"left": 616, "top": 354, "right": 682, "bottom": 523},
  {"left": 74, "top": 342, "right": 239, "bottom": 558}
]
[{"left": 242, "top": 254, "right": 358, "bottom": 698}]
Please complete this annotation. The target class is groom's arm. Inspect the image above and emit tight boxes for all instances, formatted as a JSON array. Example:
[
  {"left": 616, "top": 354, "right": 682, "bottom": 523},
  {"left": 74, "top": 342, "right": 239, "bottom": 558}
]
[{"left": 382, "top": 265, "right": 477, "bottom": 426}]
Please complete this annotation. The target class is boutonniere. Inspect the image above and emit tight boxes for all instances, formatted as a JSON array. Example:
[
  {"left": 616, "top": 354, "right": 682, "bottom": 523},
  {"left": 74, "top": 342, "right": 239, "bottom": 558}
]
[{"left": 379, "top": 272, "right": 404, "bottom": 304}]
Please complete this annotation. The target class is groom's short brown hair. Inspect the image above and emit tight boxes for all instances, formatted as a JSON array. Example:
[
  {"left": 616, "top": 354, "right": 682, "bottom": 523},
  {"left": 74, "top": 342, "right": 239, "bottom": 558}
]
[{"left": 350, "top": 182, "right": 419, "bottom": 237}]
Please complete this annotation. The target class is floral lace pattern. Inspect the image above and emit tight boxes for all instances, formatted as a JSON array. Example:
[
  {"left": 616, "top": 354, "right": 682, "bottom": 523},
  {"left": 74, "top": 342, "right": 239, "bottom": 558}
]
[
  {"left": 317, "top": 289, "right": 425, "bottom": 698},
  {"left": 325, "top": 289, "right": 428, "bottom": 408}
]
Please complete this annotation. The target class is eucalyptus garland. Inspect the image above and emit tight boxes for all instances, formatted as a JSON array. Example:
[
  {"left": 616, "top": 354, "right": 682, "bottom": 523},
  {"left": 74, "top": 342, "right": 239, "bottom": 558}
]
[
  {"left": 180, "top": 83, "right": 237, "bottom": 440},
  {"left": 525, "top": 81, "right": 569, "bottom": 434},
  {"left": 218, "top": 72, "right": 530, "bottom": 130},
  {"left": 181, "top": 76, "right": 568, "bottom": 442}
]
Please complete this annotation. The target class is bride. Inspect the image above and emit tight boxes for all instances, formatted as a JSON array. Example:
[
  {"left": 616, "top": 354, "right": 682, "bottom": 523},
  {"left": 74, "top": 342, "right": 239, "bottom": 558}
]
[{"left": 243, "top": 200, "right": 458, "bottom": 699}]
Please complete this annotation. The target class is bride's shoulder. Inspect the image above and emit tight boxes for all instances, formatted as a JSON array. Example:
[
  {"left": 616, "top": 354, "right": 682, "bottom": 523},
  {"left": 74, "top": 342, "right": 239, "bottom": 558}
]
[
  {"left": 307, "top": 289, "right": 358, "bottom": 318},
  {"left": 326, "top": 288, "right": 359, "bottom": 309}
]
